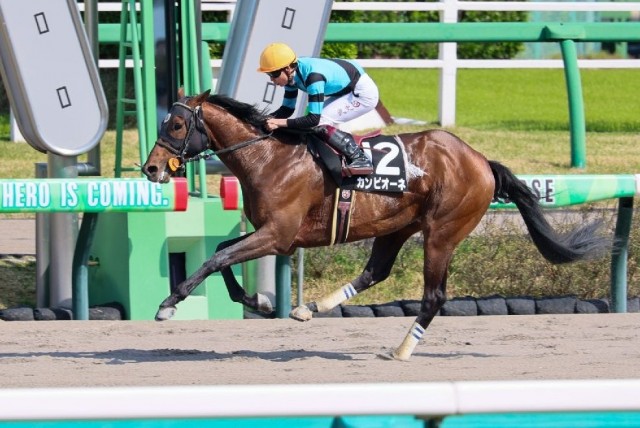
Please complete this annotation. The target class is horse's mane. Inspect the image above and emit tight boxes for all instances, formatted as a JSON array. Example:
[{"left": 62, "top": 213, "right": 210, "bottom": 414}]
[{"left": 206, "top": 94, "right": 269, "bottom": 129}]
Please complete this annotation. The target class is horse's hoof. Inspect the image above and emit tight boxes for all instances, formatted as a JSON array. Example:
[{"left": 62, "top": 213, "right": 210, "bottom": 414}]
[
  {"left": 155, "top": 306, "right": 177, "bottom": 321},
  {"left": 289, "top": 305, "right": 313, "bottom": 322},
  {"left": 376, "top": 352, "right": 395, "bottom": 361},
  {"left": 255, "top": 293, "right": 273, "bottom": 314},
  {"left": 376, "top": 351, "right": 409, "bottom": 362}
]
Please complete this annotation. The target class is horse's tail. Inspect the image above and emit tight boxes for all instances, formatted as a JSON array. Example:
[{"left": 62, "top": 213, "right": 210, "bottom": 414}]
[{"left": 489, "top": 160, "right": 611, "bottom": 264}]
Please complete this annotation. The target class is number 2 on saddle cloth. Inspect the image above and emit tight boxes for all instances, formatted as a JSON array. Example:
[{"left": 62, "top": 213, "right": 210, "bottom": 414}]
[{"left": 308, "top": 131, "right": 411, "bottom": 244}]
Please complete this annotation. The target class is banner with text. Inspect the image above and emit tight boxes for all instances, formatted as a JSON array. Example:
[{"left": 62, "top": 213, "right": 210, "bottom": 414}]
[
  {"left": 491, "top": 174, "right": 639, "bottom": 209},
  {"left": 0, "top": 178, "right": 188, "bottom": 213}
]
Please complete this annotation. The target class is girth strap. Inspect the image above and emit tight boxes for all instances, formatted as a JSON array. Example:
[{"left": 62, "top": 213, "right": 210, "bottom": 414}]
[{"left": 330, "top": 188, "right": 355, "bottom": 245}]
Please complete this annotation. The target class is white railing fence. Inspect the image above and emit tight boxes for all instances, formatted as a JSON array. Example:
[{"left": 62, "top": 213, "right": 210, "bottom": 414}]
[{"left": 2, "top": 380, "right": 640, "bottom": 421}]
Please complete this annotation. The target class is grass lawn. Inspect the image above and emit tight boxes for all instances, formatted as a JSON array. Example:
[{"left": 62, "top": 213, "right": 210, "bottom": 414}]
[
  {"left": 1, "top": 69, "right": 638, "bottom": 178},
  {"left": 368, "top": 68, "right": 640, "bottom": 132}
]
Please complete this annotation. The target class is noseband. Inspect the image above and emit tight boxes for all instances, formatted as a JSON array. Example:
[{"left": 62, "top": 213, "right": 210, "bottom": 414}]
[{"left": 157, "top": 99, "right": 273, "bottom": 171}]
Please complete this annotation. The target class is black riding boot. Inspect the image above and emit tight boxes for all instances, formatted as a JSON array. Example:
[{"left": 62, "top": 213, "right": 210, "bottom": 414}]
[{"left": 317, "top": 126, "right": 373, "bottom": 175}]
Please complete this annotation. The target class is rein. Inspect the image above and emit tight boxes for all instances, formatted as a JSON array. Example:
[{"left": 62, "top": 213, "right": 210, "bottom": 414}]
[{"left": 186, "top": 132, "right": 273, "bottom": 164}]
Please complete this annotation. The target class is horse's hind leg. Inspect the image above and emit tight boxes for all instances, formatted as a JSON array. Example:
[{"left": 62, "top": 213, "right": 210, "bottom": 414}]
[
  {"left": 290, "top": 225, "right": 420, "bottom": 321},
  {"left": 389, "top": 239, "right": 453, "bottom": 361},
  {"left": 389, "top": 208, "right": 488, "bottom": 361}
]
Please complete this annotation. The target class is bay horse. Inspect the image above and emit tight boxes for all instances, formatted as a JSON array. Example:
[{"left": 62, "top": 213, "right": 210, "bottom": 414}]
[{"left": 142, "top": 89, "right": 609, "bottom": 361}]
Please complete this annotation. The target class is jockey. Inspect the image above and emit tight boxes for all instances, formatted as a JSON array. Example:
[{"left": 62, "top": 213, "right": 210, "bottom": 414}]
[{"left": 257, "top": 42, "right": 378, "bottom": 175}]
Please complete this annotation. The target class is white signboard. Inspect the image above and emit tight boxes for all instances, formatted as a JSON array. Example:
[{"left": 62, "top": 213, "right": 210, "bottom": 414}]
[
  {"left": 216, "top": 0, "right": 333, "bottom": 115},
  {"left": 0, "top": 0, "right": 107, "bottom": 155}
]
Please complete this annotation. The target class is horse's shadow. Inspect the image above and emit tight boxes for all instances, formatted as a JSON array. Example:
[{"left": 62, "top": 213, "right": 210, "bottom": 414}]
[
  {"left": 0, "top": 349, "right": 356, "bottom": 364},
  {"left": 0, "top": 349, "right": 494, "bottom": 364}
]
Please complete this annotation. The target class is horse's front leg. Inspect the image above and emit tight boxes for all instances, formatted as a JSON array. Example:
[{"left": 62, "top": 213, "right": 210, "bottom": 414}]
[
  {"left": 156, "top": 228, "right": 280, "bottom": 321},
  {"left": 155, "top": 259, "right": 218, "bottom": 320}
]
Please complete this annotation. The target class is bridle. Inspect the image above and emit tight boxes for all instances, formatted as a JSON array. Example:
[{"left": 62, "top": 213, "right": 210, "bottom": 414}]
[
  {"left": 157, "top": 99, "right": 272, "bottom": 171},
  {"left": 157, "top": 101, "right": 208, "bottom": 161}
]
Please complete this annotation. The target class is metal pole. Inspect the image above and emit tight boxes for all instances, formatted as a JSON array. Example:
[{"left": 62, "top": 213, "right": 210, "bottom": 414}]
[
  {"left": 275, "top": 255, "right": 292, "bottom": 318},
  {"left": 47, "top": 154, "right": 79, "bottom": 309},
  {"left": 611, "top": 197, "right": 633, "bottom": 313},
  {"left": 559, "top": 39, "right": 587, "bottom": 169},
  {"left": 256, "top": 255, "right": 276, "bottom": 313},
  {"left": 83, "top": 0, "right": 101, "bottom": 175},
  {"left": 35, "top": 163, "right": 49, "bottom": 308},
  {"left": 297, "top": 248, "right": 304, "bottom": 307}
]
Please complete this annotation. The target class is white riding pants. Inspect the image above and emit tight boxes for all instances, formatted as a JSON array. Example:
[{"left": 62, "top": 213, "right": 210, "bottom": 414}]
[{"left": 319, "top": 73, "right": 379, "bottom": 127}]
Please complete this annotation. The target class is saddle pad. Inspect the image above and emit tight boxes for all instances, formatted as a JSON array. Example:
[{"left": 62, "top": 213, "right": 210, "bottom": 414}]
[{"left": 311, "top": 134, "right": 408, "bottom": 193}]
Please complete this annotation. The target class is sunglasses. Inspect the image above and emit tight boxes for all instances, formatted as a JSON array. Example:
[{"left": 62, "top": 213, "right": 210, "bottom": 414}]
[{"left": 266, "top": 69, "right": 283, "bottom": 78}]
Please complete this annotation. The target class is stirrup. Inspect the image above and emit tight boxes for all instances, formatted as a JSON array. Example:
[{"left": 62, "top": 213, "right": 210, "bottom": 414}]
[{"left": 344, "top": 159, "right": 374, "bottom": 176}]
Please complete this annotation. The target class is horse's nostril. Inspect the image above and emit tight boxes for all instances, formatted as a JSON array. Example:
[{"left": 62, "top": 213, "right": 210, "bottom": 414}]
[{"left": 146, "top": 165, "right": 158, "bottom": 174}]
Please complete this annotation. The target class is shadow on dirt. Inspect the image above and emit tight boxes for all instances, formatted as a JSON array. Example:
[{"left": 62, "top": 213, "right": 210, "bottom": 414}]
[{"left": 0, "top": 348, "right": 494, "bottom": 363}]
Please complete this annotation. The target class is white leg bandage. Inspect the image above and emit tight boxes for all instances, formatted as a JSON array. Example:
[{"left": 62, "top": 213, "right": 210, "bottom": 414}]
[
  {"left": 392, "top": 321, "right": 425, "bottom": 361},
  {"left": 316, "top": 283, "right": 357, "bottom": 312}
]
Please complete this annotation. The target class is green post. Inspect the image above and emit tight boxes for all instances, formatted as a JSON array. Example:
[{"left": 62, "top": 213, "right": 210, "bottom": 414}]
[
  {"left": 181, "top": 0, "right": 201, "bottom": 95},
  {"left": 180, "top": 0, "right": 202, "bottom": 194},
  {"left": 72, "top": 213, "right": 99, "bottom": 320},
  {"left": 611, "top": 197, "right": 634, "bottom": 313},
  {"left": 114, "top": 0, "right": 129, "bottom": 178},
  {"left": 196, "top": 41, "right": 212, "bottom": 197},
  {"left": 559, "top": 39, "right": 587, "bottom": 169},
  {"left": 140, "top": 0, "right": 157, "bottom": 158},
  {"left": 275, "top": 255, "right": 292, "bottom": 318},
  {"left": 201, "top": 41, "right": 213, "bottom": 92}
]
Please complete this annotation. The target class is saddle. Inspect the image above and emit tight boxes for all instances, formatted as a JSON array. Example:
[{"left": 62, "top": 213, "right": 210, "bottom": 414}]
[
  {"left": 307, "top": 130, "right": 409, "bottom": 193},
  {"left": 307, "top": 130, "right": 410, "bottom": 244}
]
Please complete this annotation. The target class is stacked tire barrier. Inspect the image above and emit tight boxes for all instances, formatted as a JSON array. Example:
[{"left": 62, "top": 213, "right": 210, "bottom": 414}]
[
  {"left": 3, "top": 296, "right": 639, "bottom": 321},
  {"left": 0, "top": 302, "right": 125, "bottom": 321},
  {"left": 244, "top": 295, "right": 640, "bottom": 319}
]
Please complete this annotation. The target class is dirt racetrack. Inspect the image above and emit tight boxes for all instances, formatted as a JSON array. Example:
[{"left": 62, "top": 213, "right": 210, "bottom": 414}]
[{"left": 1, "top": 314, "right": 640, "bottom": 388}]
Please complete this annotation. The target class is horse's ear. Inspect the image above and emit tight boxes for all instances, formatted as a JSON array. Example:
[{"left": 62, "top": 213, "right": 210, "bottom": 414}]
[
  {"left": 194, "top": 89, "right": 211, "bottom": 105},
  {"left": 177, "top": 87, "right": 185, "bottom": 99}
]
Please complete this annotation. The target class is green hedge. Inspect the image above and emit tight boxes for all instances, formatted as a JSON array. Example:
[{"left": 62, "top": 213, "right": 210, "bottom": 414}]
[{"left": 323, "top": 0, "right": 527, "bottom": 59}]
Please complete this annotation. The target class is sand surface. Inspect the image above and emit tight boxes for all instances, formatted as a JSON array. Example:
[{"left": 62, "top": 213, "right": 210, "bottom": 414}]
[{"left": 2, "top": 314, "right": 640, "bottom": 388}]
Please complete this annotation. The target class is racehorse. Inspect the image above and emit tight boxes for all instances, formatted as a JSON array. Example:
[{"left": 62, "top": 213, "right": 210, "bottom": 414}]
[{"left": 142, "top": 89, "right": 610, "bottom": 361}]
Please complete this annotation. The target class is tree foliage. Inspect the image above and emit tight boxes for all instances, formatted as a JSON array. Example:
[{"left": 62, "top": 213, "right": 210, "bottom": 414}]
[{"left": 325, "top": 0, "right": 527, "bottom": 60}]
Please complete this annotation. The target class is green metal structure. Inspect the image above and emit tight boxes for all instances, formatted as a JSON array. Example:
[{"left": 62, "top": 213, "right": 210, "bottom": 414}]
[
  {"left": 88, "top": 0, "right": 243, "bottom": 320},
  {"left": 88, "top": 197, "right": 243, "bottom": 320},
  {"left": 491, "top": 174, "right": 639, "bottom": 313},
  {"left": 114, "top": 0, "right": 161, "bottom": 178},
  {"left": 114, "top": 0, "right": 148, "bottom": 177},
  {"left": 490, "top": 174, "right": 639, "bottom": 209}
]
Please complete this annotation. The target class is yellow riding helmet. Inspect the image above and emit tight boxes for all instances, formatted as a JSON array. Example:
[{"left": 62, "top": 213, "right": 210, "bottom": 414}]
[{"left": 257, "top": 43, "right": 297, "bottom": 73}]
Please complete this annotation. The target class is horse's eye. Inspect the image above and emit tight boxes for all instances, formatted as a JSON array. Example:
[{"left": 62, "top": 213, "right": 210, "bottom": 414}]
[{"left": 173, "top": 122, "right": 182, "bottom": 131}]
